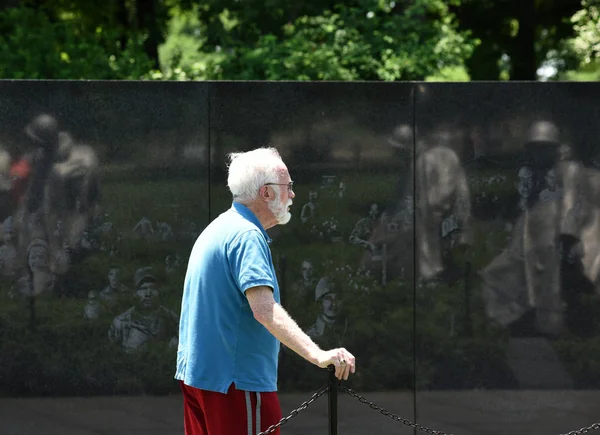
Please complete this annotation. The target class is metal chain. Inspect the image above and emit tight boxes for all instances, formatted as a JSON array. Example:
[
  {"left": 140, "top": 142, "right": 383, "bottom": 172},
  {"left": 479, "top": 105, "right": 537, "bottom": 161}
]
[
  {"left": 257, "top": 383, "right": 329, "bottom": 435},
  {"left": 341, "top": 385, "right": 454, "bottom": 435},
  {"left": 342, "top": 385, "right": 600, "bottom": 435},
  {"left": 256, "top": 380, "right": 600, "bottom": 435},
  {"left": 561, "top": 422, "right": 600, "bottom": 435}
]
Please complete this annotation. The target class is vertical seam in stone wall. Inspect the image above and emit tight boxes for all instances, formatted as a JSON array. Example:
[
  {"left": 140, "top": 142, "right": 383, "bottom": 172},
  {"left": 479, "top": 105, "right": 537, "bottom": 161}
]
[{"left": 411, "top": 82, "right": 418, "bottom": 435}]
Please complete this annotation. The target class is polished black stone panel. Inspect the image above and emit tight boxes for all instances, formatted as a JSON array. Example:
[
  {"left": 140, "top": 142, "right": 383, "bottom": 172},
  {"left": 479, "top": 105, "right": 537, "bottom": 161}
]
[
  {"left": 0, "top": 81, "right": 599, "bottom": 435},
  {"left": 414, "top": 82, "right": 600, "bottom": 435},
  {"left": 0, "top": 81, "right": 210, "bottom": 398},
  {"left": 209, "top": 81, "right": 415, "bottom": 434}
]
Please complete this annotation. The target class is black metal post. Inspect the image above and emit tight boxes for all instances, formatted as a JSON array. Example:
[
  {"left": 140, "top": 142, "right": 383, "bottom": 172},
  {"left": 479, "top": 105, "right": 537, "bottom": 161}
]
[{"left": 327, "top": 366, "right": 338, "bottom": 435}]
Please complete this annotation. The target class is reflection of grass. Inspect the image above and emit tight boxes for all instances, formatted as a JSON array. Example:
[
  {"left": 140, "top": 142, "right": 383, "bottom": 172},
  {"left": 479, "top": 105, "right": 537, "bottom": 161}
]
[{"left": 101, "top": 177, "right": 209, "bottom": 231}]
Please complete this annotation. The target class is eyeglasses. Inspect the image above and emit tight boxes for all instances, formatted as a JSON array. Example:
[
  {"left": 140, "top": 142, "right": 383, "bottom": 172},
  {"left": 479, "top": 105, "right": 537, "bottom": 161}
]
[{"left": 264, "top": 182, "right": 294, "bottom": 192}]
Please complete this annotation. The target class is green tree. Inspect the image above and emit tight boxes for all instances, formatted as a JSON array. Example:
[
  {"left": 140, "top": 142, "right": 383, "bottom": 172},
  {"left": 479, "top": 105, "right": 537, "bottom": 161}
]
[
  {"left": 0, "top": 6, "right": 153, "bottom": 79},
  {"left": 159, "top": 0, "right": 477, "bottom": 81},
  {"left": 451, "top": 0, "right": 582, "bottom": 80}
]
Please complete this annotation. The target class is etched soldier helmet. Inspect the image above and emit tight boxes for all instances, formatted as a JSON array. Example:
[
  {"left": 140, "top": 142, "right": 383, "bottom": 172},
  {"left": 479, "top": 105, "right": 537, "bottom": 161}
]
[
  {"left": 315, "top": 276, "right": 332, "bottom": 302},
  {"left": 134, "top": 266, "right": 156, "bottom": 289},
  {"left": 526, "top": 120, "right": 560, "bottom": 145}
]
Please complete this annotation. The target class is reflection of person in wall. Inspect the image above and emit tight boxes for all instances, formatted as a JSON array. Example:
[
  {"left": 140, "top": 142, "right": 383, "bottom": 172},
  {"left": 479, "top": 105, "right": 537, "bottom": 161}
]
[
  {"left": 14, "top": 115, "right": 101, "bottom": 270},
  {"left": 306, "top": 277, "right": 347, "bottom": 344},
  {"left": 108, "top": 267, "right": 178, "bottom": 353},
  {"left": 415, "top": 135, "right": 471, "bottom": 281},
  {"left": 480, "top": 120, "right": 599, "bottom": 337}
]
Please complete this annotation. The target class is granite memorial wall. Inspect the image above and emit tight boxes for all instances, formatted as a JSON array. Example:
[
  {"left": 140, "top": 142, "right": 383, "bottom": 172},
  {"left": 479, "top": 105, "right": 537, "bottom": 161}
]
[{"left": 0, "top": 81, "right": 599, "bottom": 434}]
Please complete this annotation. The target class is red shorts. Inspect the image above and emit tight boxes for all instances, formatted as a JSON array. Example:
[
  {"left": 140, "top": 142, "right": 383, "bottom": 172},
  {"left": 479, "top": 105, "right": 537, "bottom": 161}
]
[{"left": 180, "top": 381, "right": 282, "bottom": 435}]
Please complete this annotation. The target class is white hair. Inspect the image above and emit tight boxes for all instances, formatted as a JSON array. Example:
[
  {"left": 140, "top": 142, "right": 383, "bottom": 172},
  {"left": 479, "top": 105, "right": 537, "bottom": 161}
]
[{"left": 227, "top": 147, "right": 284, "bottom": 203}]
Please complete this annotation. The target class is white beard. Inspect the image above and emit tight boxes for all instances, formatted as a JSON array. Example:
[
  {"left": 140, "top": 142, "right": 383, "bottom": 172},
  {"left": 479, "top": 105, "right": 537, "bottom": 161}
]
[{"left": 269, "top": 197, "right": 292, "bottom": 225}]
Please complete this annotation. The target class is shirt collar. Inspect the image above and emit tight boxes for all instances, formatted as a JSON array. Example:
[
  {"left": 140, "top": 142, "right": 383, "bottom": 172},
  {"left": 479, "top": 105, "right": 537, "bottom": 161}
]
[{"left": 231, "top": 202, "right": 272, "bottom": 244}]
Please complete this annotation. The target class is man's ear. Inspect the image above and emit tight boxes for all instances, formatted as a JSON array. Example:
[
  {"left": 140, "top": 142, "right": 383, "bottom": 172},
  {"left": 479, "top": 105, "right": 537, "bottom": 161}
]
[{"left": 259, "top": 185, "right": 271, "bottom": 202}]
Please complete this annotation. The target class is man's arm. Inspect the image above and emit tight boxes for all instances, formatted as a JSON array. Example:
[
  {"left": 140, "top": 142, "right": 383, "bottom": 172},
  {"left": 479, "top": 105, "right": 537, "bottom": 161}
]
[{"left": 246, "top": 286, "right": 355, "bottom": 380}]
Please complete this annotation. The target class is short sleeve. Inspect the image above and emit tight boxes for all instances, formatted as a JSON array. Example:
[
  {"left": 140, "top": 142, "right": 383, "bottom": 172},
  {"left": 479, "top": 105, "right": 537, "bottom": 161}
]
[{"left": 227, "top": 229, "right": 277, "bottom": 294}]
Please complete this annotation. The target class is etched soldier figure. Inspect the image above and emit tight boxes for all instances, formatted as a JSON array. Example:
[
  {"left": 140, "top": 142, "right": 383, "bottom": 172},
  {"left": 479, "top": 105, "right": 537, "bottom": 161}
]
[
  {"left": 156, "top": 221, "right": 174, "bottom": 242},
  {"left": 0, "top": 216, "right": 18, "bottom": 278},
  {"left": 165, "top": 253, "right": 182, "bottom": 276},
  {"left": 108, "top": 267, "right": 179, "bottom": 353},
  {"left": 99, "top": 266, "right": 130, "bottom": 306},
  {"left": 349, "top": 203, "right": 381, "bottom": 255},
  {"left": 516, "top": 165, "right": 535, "bottom": 212},
  {"left": 12, "top": 238, "right": 56, "bottom": 298},
  {"left": 306, "top": 277, "right": 347, "bottom": 345},
  {"left": 300, "top": 191, "right": 318, "bottom": 224},
  {"left": 338, "top": 181, "right": 346, "bottom": 199},
  {"left": 132, "top": 216, "right": 154, "bottom": 239},
  {"left": 288, "top": 259, "right": 317, "bottom": 309},
  {"left": 84, "top": 290, "right": 102, "bottom": 320},
  {"left": 539, "top": 169, "right": 563, "bottom": 203}
]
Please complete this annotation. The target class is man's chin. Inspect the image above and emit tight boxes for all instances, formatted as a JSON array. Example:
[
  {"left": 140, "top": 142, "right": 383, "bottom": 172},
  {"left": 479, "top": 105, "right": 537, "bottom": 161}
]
[{"left": 278, "top": 212, "right": 292, "bottom": 225}]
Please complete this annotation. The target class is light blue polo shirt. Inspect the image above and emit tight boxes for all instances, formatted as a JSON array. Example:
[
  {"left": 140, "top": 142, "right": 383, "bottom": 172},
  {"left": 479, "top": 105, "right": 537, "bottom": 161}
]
[{"left": 175, "top": 202, "right": 281, "bottom": 393}]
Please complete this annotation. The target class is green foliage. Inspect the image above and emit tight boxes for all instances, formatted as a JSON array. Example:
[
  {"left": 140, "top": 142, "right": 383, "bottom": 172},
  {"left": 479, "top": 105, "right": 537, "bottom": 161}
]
[
  {"left": 569, "top": 0, "right": 600, "bottom": 66},
  {"left": 194, "top": 0, "right": 478, "bottom": 80},
  {"left": 0, "top": 6, "right": 153, "bottom": 80}
]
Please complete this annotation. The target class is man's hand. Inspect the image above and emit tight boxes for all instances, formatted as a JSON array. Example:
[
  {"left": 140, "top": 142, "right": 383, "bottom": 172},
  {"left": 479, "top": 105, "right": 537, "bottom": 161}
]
[{"left": 315, "top": 348, "right": 356, "bottom": 381}]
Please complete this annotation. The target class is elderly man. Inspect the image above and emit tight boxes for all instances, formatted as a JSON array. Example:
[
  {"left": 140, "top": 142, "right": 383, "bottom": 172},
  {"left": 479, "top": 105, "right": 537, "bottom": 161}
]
[{"left": 175, "top": 147, "right": 356, "bottom": 435}]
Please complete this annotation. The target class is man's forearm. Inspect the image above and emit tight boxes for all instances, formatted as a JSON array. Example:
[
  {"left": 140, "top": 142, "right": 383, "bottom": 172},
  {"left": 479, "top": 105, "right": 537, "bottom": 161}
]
[{"left": 256, "top": 302, "right": 322, "bottom": 365}]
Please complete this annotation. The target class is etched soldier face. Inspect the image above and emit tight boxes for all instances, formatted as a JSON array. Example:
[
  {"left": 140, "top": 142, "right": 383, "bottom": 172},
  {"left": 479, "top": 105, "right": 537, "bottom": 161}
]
[
  {"left": 108, "top": 268, "right": 120, "bottom": 288},
  {"left": 322, "top": 293, "right": 338, "bottom": 318},
  {"left": 136, "top": 281, "right": 158, "bottom": 308},
  {"left": 517, "top": 167, "right": 534, "bottom": 199},
  {"left": 369, "top": 204, "right": 379, "bottom": 220},
  {"left": 28, "top": 246, "right": 49, "bottom": 272},
  {"left": 301, "top": 260, "right": 313, "bottom": 282},
  {"left": 545, "top": 169, "right": 557, "bottom": 191},
  {"left": 308, "top": 191, "right": 317, "bottom": 202}
]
